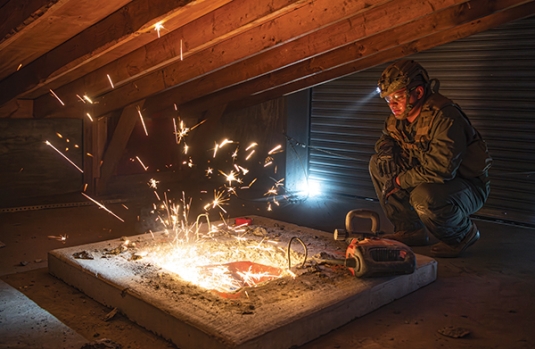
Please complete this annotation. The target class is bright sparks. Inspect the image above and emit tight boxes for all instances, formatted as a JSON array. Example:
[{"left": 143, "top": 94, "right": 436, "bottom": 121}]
[
  {"left": 137, "top": 106, "right": 149, "bottom": 136},
  {"left": 49, "top": 89, "right": 65, "bottom": 106},
  {"left": 154, "top": 22, "right": 164, "bottom": 38},
  {"left": 83, "top": 95, "right": 93, "bottom": 104},
  {"left": 45, "top": 141, "right": 83, "bottom": 173},
  {"left": 219, "top": 170, "right": 239, "bottom": 186},
  {"left": 268, "top": 144, "right": 282, "bottom": 155},
  {"left": 136, "top": 156, "right": 149, "bottom": 171},
  {"left": 245, "top": 149, "right": 255, "bottom": 160},
  {"left": 148, "top": 178, "right": 159, "bottom": 189},
  {"left": 107, "top": 74, "right": 115, "bottom": 89},
  {"left": 85, "top": 113, "right": 94, "bottom": 122},
  {"left": 81, "top": 193, "right": 124, "bottom": 222}
]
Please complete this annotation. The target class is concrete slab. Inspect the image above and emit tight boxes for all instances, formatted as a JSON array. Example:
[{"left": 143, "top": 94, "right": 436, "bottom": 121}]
[
  {"left": 0, "top": 279, "right": 88, "bottom": 349},
  {"left": 48, "top": 216, "right": 437, "bottom": 349}
]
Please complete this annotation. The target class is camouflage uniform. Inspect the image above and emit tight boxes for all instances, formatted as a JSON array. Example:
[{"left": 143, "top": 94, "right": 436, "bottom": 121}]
[{"left": 369, "top": 92, "right": 492, "bottom": 244}]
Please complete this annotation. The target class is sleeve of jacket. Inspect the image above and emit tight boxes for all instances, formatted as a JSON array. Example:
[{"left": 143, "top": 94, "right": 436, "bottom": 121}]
[
  {"left": 375, "top": 116, "right": 397, "bottom": 154},
  {"left": 398, "top": 106, "right": 469, "bottom": 189}
]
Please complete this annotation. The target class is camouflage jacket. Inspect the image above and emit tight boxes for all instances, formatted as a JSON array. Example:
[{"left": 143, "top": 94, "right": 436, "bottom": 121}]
[{"left": 375, "top": 93, "right": 492, "bottom": 189}]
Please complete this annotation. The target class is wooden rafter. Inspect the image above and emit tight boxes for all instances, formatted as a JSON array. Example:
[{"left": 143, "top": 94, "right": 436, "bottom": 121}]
[
  {"left": 0, "top": 0, "right": 532, "bottom": 123},
  {"left": 96, "top": 101, "right": 145, "bottom": 195},
  {"left": 32, "top": 0, "right": 390, "bottom": 119},
  {"left": 179, "top": 0, "right": 535, "bottom": 114}
]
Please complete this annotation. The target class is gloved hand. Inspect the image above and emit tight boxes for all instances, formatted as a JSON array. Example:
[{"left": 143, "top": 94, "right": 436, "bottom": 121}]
[
  {"left": 382, "top": 176, "right": 400, "bottom": 202},
  {"left": 377, "top": 152, "right": 397, "bottom": 177}
]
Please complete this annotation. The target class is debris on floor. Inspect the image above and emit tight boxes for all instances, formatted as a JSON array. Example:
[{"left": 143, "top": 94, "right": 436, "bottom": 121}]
[
  {"left": 438, "top": 326, "right": 471, "bottom": 338},
  {"left": 80, "top": 338, "right": 123, "bottom": 349}
]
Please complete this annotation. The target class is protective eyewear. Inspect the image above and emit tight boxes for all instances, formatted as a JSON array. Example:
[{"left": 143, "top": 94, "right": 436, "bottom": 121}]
[{"left": 384, "top": 87, "right": 416, "bottom": 104}]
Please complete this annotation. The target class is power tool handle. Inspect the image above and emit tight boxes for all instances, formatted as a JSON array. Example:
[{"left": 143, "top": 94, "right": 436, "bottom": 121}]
[{"left": 345, "top": 209, "right": 380, "bottom": 234}]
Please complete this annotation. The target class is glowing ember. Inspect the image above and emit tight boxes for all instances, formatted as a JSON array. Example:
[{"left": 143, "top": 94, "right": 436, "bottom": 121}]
[{"left": 141, "top": 224, "right": 298, "bottom": 293}]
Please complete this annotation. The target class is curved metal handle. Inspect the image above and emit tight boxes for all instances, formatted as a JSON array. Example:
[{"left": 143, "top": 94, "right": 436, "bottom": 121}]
[{"left": 345, "top": 209, "right": 380, "bottom": 234}]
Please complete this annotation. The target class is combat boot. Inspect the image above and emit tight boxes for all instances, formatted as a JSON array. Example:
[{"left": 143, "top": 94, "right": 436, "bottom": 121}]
[
  {"left": 382, "top": 227, "right": 429, "bottom": 246},
  {"left": 429, "top": 222, "right": 480, "bottom": 258}
]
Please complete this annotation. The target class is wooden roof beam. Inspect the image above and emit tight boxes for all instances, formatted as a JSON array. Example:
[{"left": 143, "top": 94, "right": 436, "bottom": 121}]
[
  {"left": 228, "top": 0, "right": 535, "bottom": 112},
  {"left": 146, "top": 0, "right": 469, "bottom": 114},
  {"left": 33, "top": 0, "right": 391, "bottom": 119},
  {"left": 0, "top": 0, "right": 225, "bottom": 107},
  {"left": 0, "top": 0, "right": 132, "bottom": 81}
]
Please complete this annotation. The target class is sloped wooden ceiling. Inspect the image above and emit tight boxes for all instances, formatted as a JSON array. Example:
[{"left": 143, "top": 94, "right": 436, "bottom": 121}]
[{"left": 0, "top": 0, "right": 533, "bottom": 120}]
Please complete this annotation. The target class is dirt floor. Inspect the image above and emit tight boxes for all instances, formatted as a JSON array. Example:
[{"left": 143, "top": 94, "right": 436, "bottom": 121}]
[{"left": 1, "top": 194, "right": 535, "bottom": 349}]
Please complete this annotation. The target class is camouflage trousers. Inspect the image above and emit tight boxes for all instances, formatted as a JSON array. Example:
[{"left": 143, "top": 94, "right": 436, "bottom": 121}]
[{"left": 369, "top": 154, "right": 490, "bottom": 244}]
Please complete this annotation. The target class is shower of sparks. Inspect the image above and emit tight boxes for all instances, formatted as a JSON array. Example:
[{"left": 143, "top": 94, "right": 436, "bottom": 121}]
[
  {"left": 218, "top": 170, "right": 240, "bottom": 186},
  {"left": 136, "top": 156, "right": 149, "bottom": 171},
  {"left": 81, "top": 193, "right": 124, "bottom": 222},
  {"left": 274, "top": 178, "right": 285, "bottom": 187},
  {"left": 203, "top": 189, "right": 229, "bottom": 213},
  {"left": 177, "top": 120, "right": 189, "bottom": 143},
  {"left": 232, "top": 147, "right": 239, "bottom": 160},
  {"left": 245, "top": 149, "right": 255, "bottom": 160},
  {"left": 49, "top": 89, "right": 65, "bottom": 106},
  {"left": 48, "top": 234, "right": 68, "bottom": 243},
  {"left": 83, "top": 95, "right": 93, "bottom": 104},
  {"left": 45, "top": 141, "right": 83, "bottom": 173},
  {"left": 137, "top": 106, "right": 149, "bottom": 136},
  {"left": 265, "top": 186, "right": 278, "bottom": 196},
  {"left": 154, "top": 22, "right": 164, "bottom": 38},
  {"left": 173, "top": 118, "right": 179, "bottom": 144},
  {"left": 148, "top": 178, "right": 159, "bottom": 189},
  {"left": 190, "top": 119, "right": 206, "bottom": 131},
  {"left": 268, "top": 144, "right": 282, "bottom": 155},
  {"left": 107, "top": 74, "right": 115, "bottom": 89},
  {"left": 85, "top": 113, "right": 94, "bottom": 122},
  {"left": 49, "top": 128, "right": 298, "bottom": 292},
  {"left": 234, "top": 164, "right": 249, "bottom": 175}
]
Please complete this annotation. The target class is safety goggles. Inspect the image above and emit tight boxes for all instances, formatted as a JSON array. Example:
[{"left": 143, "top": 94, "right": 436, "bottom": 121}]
[{"left": 384, "top": 87, "right": 416, "bottom": 104}]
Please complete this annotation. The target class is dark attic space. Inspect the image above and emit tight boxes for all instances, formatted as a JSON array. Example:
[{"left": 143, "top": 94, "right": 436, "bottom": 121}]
[{"left": 1, "top": 1, "right": 535, "bottom": 349}]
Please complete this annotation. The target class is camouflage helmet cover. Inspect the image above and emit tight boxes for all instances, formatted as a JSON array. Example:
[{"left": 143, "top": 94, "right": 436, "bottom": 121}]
[{"left": 378, "top": 60, "right": 430, "bottom": 98}]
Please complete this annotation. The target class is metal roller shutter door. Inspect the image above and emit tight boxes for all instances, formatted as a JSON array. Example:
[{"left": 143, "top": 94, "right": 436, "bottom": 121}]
[{"left": 309, "top": 16, "right": 535, "bottom": 225}]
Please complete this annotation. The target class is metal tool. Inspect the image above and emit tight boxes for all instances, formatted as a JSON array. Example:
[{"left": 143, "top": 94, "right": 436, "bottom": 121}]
[{"left": 334, "top": 209, "right": 416, "bottom": 278}]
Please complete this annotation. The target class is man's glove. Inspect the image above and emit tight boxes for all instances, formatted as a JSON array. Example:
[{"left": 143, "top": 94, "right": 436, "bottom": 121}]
[
  {"left": 377, "top": 153, "right": 397, "bottom": 177},
  {"left": 382, "top": 176, "right": 400, "bottom": 202}
]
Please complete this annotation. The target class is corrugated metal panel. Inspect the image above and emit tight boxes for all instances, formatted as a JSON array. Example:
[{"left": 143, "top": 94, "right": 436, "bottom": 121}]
[{"left": 309, "top": 16, "right": 535, "bottom": 225}]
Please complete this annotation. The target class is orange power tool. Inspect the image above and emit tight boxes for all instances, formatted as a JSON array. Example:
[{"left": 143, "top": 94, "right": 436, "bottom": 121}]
[{"left": 334, "top": 209, "right": 416, "bottom": 278}]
